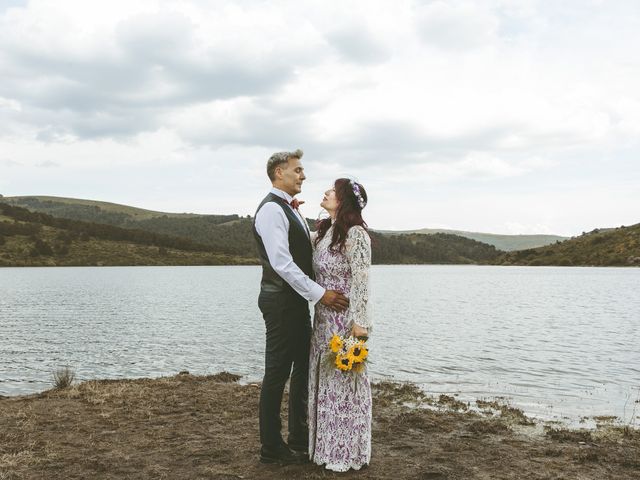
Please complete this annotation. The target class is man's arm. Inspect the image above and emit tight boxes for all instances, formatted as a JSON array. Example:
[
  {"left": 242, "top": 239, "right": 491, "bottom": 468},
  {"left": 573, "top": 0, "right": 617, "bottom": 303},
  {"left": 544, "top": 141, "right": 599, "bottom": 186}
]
[
  {"left": 255, "top": 203, "right": 349, "bottom": 311},
  {"left": 255, "top": 202, "right": 325, "bottom": 302}
]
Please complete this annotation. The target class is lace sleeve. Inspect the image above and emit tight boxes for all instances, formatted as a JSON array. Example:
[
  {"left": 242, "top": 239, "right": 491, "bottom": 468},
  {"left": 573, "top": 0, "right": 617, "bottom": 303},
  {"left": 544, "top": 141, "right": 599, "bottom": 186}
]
[{"left": 345, "top": 226, "right": 372, "bottom": 330}]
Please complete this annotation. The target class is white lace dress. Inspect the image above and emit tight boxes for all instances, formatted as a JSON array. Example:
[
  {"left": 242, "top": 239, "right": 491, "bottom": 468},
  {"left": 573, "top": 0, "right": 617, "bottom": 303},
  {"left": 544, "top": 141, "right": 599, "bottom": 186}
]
[{"left": 308, "top": 225, "right": 373, "bottom": 472}]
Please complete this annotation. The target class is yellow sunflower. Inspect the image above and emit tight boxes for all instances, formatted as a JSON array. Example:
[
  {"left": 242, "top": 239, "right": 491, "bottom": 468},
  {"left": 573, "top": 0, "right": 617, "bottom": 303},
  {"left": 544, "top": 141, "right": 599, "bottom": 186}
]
[
  {"left": 347, "top": 341, "right": 368, "bottom": 364},
  {"left": 335, "top": 354, "right": 353, "bottom": 371},
  {"left": 329, "top": 334, "right": 343, "bottom": 353}
]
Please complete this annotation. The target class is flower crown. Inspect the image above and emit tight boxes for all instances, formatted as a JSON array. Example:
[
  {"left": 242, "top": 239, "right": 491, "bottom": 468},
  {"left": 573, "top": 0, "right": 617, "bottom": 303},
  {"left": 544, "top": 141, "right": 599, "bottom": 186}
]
[{"left": 350, "top": 180, "right": 366, "bottom": 209}]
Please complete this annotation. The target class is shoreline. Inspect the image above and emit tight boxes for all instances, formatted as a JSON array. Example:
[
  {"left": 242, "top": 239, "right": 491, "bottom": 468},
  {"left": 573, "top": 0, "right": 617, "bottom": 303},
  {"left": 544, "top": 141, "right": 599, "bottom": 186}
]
[
  {"left": 2, "top": 263, "right": 640, "bottom": 268},
  {"left": 3, "top": 375, "right": 637, "bottom": 431},
  {"left": 1, "top": 373, "right": 638, "bottom": 479}
]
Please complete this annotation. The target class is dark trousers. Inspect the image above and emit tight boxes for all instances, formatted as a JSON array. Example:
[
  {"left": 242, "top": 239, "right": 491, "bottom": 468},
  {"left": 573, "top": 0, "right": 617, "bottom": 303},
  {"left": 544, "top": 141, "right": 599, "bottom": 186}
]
[{"left": 258, "top": 290, "right": 311, "bottom": 449}]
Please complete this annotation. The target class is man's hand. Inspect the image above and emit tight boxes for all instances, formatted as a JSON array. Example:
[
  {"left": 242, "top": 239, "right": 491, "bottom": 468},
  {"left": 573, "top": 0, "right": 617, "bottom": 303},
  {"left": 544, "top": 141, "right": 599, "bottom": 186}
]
[{"left": 320, "top": 290, "right": 349, "bottom": 312}]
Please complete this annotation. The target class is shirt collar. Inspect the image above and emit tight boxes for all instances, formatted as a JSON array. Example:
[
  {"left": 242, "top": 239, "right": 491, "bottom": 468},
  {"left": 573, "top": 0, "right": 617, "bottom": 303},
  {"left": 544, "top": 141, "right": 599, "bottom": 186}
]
[{"left": 270, "top": 187, "right": 294, "bottom": 204}]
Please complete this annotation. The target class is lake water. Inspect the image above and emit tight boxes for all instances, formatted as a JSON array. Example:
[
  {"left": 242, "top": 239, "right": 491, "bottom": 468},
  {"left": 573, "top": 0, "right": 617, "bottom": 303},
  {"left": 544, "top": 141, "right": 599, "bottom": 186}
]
[{"left": 1, "top": 265, "right": 639, "bottom": 426}]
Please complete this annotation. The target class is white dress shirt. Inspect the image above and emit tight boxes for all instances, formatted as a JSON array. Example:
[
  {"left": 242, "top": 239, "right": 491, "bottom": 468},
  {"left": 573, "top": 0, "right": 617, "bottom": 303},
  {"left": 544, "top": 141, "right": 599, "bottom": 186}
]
[{"left": 254, "top": 187, "right": 325, "bottom": 303}]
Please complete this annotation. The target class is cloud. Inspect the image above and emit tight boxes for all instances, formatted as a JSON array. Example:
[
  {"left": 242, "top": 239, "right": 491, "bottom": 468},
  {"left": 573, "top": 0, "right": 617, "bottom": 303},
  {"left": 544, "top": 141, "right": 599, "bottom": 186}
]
[
  {"left": 326, "top": 25, "right": 391, "bottom": 64},
  {"left": 0, "top": 2, "right": 326, "bottom": 139},
  {"left": 0, "top": 0, "right": 27, "bottom": 14},
  {"left": 1, "top": 0, "right": 640, "bottom": 234},
  {"left": 0, "top": 158, "right": 22, "bottom": 167},
  {"left": 0, "top": 96, "right": 21, "bottom": 111},
  {"left": 415, "top": 1, "right": 500, "bottom": 50},
  {"left": 37, "top": 160, "right": 59, "bottom": 168}
]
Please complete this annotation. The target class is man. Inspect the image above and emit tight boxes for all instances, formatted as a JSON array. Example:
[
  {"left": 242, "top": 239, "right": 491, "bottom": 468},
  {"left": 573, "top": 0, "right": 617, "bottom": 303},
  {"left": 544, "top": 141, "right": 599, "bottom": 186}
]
[{"left": 253, "top": 149, "right": 349, "bottom": 465}]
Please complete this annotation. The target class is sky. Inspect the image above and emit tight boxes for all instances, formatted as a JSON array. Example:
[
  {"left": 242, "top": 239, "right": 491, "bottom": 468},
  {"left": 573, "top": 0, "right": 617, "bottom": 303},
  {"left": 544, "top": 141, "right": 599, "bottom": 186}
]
[{"left": 1, "top": 0, "right": 639, "bottom": 236}]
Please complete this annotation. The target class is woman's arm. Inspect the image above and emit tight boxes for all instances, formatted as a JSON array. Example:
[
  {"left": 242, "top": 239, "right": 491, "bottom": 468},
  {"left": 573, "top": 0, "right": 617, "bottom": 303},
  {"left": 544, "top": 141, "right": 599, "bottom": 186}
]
[{"left": 345, "top": 226, "right": 372, "bottom": 335}]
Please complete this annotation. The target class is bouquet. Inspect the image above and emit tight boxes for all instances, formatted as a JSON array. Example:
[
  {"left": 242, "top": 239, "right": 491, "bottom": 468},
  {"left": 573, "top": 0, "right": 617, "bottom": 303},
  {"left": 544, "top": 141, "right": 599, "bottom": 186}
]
[{"left": 329, "top": 333, "right": 369, "bottom": 372}]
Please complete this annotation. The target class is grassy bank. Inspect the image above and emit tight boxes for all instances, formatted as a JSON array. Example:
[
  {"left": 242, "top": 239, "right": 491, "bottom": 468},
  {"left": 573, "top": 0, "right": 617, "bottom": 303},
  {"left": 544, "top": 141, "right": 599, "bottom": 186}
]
[{"left": 0, "top": 374, "right": 638, "bottom": 479}]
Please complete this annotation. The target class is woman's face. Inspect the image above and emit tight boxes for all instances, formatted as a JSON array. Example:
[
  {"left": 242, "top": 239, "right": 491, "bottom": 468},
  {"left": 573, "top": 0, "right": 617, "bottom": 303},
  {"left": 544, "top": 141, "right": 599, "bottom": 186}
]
[{"left": 321, "top": 186, "right": 339, "bottom": 214}]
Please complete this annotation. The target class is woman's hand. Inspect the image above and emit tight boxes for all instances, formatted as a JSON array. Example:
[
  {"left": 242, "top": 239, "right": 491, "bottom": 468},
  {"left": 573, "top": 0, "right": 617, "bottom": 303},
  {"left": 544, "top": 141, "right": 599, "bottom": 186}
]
[{"left": 351, "top": 324, "right": 368, "bottom": 338}]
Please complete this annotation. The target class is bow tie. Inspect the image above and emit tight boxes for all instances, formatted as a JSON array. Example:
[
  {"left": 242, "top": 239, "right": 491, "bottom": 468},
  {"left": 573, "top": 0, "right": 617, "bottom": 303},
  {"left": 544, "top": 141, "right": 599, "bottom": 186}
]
[{"left": 289, "top": 198, "right": 300, "bottom": 210}]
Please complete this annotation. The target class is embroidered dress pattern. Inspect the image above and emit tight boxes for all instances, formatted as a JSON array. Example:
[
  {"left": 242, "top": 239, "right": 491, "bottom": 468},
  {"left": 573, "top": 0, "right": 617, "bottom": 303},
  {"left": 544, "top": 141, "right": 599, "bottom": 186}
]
[{"left": 308, "top": 225, "right": 372, "bottom": 472}]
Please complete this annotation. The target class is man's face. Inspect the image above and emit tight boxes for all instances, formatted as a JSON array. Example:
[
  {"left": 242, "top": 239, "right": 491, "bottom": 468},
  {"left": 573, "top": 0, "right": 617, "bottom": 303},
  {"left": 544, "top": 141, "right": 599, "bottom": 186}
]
[{"left": 276, "top": 158, "right": 306, "bottom": 196}]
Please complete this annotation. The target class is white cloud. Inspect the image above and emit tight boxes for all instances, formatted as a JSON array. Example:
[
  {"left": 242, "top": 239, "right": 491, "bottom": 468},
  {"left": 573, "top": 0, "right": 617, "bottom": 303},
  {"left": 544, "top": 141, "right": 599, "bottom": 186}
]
[
  {"left": 0, "top": 96, "right": 21, "bottom": 111},
  {"left": 415, "top": 1, "right": 500, "bottom": 50},
  {"left": 1, "top": 0, "right": 639, "bottom": 234}
]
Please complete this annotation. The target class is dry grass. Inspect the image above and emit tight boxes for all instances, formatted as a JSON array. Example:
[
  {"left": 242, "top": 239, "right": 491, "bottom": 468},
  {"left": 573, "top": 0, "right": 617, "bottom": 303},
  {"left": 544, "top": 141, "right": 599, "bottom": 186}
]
[
  {"left": 476, "top": 398, "right": 536, "bottom": 426},
  {"left": 52, "top": 367, "right": 75, "bottom": 389},
  {"left": 0, "top": 373, "right": 638, "bottom": 480}
]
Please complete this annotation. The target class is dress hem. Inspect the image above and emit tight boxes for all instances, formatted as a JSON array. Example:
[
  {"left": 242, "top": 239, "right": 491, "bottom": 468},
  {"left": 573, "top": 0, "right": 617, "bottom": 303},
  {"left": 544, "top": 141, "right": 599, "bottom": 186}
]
[{"left": 312, "top": 458, "right": 369, "bottom": 473}]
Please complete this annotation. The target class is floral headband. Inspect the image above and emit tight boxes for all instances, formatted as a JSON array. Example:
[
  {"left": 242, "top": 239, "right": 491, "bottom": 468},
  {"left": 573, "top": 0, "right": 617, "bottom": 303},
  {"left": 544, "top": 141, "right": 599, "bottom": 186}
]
[{"left": 350, "top": 180, "right": 366, "bottom": 209}]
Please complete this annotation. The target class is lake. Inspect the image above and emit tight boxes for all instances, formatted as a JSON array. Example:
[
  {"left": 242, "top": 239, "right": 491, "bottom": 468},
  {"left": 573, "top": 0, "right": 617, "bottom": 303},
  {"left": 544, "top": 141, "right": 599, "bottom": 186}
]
[{"left": 1, "top": 265, "right": 638, "bottom": 426}]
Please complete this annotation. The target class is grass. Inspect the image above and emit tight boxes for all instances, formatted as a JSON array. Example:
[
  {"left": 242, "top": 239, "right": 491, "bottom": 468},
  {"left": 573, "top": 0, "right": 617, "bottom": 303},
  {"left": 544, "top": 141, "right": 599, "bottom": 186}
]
[
  {"left": 1, "top": 374, "right": 639, "bottom": 480},
  {"left": 52, "top": 367, "right": 75, "bottom": 389},
  {"left": 476, "top": 399, "right": 535, "bottom": 426}
]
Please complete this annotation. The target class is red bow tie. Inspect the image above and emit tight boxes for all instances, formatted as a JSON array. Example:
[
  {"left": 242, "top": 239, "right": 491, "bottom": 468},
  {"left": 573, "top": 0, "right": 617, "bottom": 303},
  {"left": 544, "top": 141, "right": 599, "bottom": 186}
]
[{"left": 289, "top": 198, "right": 300, "bottom": 210}]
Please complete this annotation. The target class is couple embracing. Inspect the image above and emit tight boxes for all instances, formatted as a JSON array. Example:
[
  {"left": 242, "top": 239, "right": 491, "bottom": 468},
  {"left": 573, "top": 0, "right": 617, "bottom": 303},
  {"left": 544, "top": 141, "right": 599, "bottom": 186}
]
[{"left": 253, "top": 149, "right": 372, "bottom": 472}]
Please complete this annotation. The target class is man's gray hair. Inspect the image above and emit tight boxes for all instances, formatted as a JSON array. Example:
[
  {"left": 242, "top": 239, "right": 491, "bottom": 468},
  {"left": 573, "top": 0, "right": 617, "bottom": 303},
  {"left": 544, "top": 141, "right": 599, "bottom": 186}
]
[{"left": 266, "top": 149, "right": 303, "bottom": 181}]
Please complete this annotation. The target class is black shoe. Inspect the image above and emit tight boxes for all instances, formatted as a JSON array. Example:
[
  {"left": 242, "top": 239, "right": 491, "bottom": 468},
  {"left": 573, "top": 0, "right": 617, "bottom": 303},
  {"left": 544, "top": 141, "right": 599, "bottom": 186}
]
[
  {"left": 260, "top": 444, "right": 306, "bottom": 465},
  {"left": 288, "top": 442, "right": 309, "bottom": 457}
]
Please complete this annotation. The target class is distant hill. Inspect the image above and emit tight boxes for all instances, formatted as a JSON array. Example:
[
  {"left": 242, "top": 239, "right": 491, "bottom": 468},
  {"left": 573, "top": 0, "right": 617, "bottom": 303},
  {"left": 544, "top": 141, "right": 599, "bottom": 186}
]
[
  {"left": 2, "top": 196, "right": 504, "bottom": 265},
  {"left": 4, "top": 195, "right": 204, "bottom": 220},
  {"left": 3, "top": 196, "right": 251, "bottom": 256},
  {"left": 385, "top": 228, "right": 567, "bottom": 251},
  {"left": 5, "top": 195, "right": 635, "bottom": 267},
  {"left": 498, "top": 225, "right": 640, "bottom": 266},
  {"left": 370, "top": 231, "right": 501, "bottom": 264},
  {"left": 0, "top": 202, "right": 254, "bottom": 267}
]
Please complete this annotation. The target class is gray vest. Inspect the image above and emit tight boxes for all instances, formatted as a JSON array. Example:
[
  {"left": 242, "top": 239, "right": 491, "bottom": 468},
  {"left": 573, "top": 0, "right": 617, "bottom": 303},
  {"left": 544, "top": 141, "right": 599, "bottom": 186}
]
[{"left": 253, "top": 193, "right": 314, "bottom": 298}]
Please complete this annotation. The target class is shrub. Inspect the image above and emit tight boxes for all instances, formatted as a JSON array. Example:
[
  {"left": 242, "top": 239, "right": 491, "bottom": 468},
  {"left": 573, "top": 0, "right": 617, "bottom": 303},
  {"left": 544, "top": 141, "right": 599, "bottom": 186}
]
[
  {"left": 55, "top": 243, "right": 70, "bottom": 255},
  {"left": 52, "top": 366, "right": 75, "bottom": 389},
  {"left": 56, "top": 231, "right": 73, "bottom": 244},
  {"left": 28, "top": 238, "right": 54, "bottom": 256}
]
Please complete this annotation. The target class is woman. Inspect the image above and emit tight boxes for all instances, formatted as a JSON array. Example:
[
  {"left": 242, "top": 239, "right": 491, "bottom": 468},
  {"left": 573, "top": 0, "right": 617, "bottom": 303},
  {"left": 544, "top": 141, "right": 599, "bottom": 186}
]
[{"left": 308, "top": 178, "right": 372, "bottom": 472}]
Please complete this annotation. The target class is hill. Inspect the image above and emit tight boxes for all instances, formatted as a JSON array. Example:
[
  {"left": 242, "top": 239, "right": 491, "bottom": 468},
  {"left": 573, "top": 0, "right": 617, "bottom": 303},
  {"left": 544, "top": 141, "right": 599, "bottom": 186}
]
[
  {"left": 0, "top": 203, "right": 254, "bottom": 267},
  {"left": 5, "top": 196, "right": 565, "bottom": 252},
  {"left": 1, "top": 195, "right": 203, "bottom": 219},
  {"left": 370, "top": 231, "right": 501, "bottom": 264},
  {"left": 498, "top": 224, "right": 640, "bottom": 266},
  {"left": 386, "top": 228, "right": 567, "bottom": 251},
  {"left": 2, "top": 196, "right": 249, "bottom": 255},
  {"left": 2, "top": 196, "right": 504, "bottom": 265}
]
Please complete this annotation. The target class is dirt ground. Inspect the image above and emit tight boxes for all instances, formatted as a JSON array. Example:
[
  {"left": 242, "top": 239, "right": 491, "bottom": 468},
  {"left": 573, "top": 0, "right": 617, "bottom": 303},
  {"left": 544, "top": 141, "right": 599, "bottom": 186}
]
[{"left": 1, "top": 373, "right": 638, "bottom": 480}]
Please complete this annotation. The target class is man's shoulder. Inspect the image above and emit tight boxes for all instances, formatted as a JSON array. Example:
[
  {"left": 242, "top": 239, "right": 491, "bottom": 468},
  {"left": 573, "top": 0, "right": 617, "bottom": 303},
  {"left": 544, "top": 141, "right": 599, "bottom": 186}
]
[
  {"left": 257, "top": 200, "right": 284, "bottom": 212},
  {"left": 255, "top": 199, "right": 288, "bottom": 224},
  {"left": 258, "top": 192, "right": 286, "bottom": 206}
]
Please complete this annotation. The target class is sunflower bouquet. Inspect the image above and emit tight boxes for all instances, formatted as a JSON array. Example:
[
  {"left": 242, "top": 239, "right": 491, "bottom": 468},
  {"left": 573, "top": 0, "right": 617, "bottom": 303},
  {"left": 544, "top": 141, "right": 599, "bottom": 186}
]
[{"left": 329, "top": 333, "right": 369, "bottom": 373}]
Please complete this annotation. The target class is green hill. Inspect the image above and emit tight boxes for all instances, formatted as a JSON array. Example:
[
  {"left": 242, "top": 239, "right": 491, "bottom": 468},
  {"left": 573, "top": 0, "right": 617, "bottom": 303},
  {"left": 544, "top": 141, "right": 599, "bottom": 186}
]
[
  {"left": 4, "top": 195, "right": 202, "bottom": 220},
  {"left": 1, "top": 196, "right": 504, "bottom": 265},
  {"left": 498, "top": 224, "right": 640, "bottom": 266},
  {"left": 370, "top": 231, "right": 501, "bottom": 264},
  {"left": 0, "top": 203, "right": 254, "bottom": 267},
  {"left": 3, "top": 196, "right": 251, "bottom": 256},
  {"left": 386, "top": 228, "right": 567, "bottom": 251}
]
